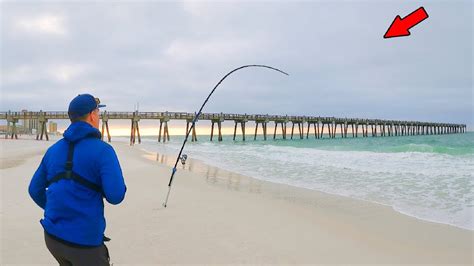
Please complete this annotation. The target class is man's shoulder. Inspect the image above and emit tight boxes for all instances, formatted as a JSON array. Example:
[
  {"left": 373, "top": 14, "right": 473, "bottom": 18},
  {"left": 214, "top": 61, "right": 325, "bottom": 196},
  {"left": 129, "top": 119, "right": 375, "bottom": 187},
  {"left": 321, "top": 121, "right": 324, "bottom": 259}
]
[
  {"left": 85, "top": 138, "right": 116, "bottom": 154},
  {"left": 41, "top": 138, "right": 68, "bottom": 163},
  {"left": 50, "top": 137, "right": 113, "bottom": 153},
  {"left": 45, "top": 138, "right": 67, "bottom": 153}
]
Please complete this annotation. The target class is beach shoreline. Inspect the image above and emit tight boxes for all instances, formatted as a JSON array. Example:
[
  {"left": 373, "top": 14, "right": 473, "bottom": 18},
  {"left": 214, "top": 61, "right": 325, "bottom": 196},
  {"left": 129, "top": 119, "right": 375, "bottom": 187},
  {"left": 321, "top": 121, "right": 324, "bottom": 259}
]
[
  {"left": 1, "top": 137, "right": 472, "bottom": 265},
  {"left": 138, "top": 139, "right": 473, "bottom": 232}
]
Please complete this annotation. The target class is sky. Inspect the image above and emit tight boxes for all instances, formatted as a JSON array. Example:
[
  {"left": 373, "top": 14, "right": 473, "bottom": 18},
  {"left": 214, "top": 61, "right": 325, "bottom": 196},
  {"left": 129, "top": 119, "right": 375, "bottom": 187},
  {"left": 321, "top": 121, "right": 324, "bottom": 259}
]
[{"left": 1, "top": 0, "right": 472, "bottom": 134}]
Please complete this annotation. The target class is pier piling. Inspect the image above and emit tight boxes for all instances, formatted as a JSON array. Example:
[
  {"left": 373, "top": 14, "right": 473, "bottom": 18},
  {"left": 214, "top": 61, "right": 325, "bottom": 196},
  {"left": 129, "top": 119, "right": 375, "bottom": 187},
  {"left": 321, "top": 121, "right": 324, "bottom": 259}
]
[
  {"left": 101, "top": 111, "right": 111, "bottom": 142},
  {"left": 0, "top": 111, "right": 466, "bottom": 143}
]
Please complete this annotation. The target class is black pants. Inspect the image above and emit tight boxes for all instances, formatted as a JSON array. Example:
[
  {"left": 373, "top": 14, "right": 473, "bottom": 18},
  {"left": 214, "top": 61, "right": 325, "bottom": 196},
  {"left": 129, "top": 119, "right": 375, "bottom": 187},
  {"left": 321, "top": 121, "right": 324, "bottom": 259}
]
[{"left": 44, "top": 231, "right": 110, "bottom": 266}]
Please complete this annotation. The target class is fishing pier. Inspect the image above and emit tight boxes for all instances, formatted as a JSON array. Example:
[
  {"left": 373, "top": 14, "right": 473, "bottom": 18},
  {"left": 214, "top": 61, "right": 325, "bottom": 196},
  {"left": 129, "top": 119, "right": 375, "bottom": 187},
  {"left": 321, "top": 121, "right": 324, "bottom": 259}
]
[{"left": 1, "top": 111, "right": 467, "bottom": 145}]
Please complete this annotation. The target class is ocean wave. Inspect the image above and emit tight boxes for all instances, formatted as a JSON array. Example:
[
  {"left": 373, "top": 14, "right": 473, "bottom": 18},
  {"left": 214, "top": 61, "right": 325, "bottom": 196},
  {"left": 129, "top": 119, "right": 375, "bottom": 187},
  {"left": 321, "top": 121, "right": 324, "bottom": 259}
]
[
  {"left": 133, "top": 134, "right": 474, "bottom": 230},
  {"left": 384, "top": 143, "right": 473, "bottom": 155}
]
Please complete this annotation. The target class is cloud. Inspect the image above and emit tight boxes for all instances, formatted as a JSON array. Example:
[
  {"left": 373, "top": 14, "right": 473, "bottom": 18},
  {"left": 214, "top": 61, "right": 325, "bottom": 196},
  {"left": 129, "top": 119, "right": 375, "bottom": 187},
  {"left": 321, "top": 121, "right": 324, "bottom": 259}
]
[
  {"left": 15, "top": 14, "right": 67, "bottom": 35},
  {"left": 163, "top": 38, "right": 259, "bottom": 63},
  {"left": 0, "top": 1, "right": 472, "bottom": 127},
  {"left": 180, "top": 1, "right": 233, "bottom": 18},
  {"left": 47, "top": 64, "right": 89, "bottom": 82},
  {"left": 2, "top": 64, "right": 92, "bottom": 85},
  {"left": 2, "top": 65, "right": 34, "bottom": 84}
]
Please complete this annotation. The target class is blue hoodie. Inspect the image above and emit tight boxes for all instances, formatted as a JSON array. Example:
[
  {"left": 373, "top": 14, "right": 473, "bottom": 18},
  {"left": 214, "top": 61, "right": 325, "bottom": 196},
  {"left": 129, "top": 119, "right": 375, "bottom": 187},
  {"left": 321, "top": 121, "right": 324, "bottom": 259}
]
[{"left": 29, "top": 121, "right": 127, "bottom": 246}]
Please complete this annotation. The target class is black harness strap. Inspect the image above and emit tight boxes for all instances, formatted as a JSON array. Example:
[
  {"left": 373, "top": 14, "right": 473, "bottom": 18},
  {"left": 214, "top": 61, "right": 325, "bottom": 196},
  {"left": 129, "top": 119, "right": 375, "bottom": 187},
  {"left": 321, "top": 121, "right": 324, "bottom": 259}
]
[{"left": 47, "top": 141, "right": 102, "bottom": 193}]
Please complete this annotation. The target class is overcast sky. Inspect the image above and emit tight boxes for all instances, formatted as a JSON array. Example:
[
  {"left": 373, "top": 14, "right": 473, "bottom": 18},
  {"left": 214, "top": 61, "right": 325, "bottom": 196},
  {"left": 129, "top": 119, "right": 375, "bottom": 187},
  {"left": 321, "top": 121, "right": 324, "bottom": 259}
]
[{"left": 1, "top": 0, "right": 472, "bottom": 129}]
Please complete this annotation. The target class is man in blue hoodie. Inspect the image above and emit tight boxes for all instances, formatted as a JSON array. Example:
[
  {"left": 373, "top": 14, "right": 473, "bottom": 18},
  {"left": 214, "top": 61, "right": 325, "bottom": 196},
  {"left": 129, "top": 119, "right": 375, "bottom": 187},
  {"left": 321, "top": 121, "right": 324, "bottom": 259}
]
[{"left": 29, "top": 94, "right": 127, "bottom": 265}]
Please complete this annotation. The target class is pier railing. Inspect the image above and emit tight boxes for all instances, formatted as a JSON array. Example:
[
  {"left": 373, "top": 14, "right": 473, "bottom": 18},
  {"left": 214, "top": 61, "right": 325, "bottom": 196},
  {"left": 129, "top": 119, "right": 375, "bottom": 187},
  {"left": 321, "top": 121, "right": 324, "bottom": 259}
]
[{"left": 0, "top": 111, "right": 467, "bottom": 145}]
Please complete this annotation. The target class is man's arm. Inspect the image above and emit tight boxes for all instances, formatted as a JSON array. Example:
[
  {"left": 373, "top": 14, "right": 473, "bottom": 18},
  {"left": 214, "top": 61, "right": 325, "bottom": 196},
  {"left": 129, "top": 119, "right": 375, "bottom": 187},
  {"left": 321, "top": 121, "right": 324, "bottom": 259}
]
[
  {"left": 99, "top": 145, "right": 127, "bottom": 204},
  {"left": 28, "top": 156, "right": 49, "bottom": 209}
]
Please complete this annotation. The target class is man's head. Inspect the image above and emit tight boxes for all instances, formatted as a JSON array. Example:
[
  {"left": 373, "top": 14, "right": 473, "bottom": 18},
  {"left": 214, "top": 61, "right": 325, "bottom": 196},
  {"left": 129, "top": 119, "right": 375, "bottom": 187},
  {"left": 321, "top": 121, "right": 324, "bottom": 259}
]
[{"left": 68, "top": 94, "right": 106, "bottom": 129}]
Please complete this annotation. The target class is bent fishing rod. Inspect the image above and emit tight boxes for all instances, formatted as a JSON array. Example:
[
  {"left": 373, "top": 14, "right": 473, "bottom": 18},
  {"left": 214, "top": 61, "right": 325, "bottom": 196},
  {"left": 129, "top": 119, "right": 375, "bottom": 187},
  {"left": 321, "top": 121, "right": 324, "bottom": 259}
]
[{"left": 162, "top": 64, "right": 289, "bottom": 207}]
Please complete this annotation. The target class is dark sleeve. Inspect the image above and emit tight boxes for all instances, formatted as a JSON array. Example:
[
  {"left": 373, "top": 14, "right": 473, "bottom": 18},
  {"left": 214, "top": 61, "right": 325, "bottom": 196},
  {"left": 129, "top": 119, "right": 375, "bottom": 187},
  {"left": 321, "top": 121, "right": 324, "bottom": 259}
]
[
  {"left": 28, "top": 156, "right": 49, "bottom": 209},
  {"left": 98, "top": 145, "right": 127, "bottom": 204}
]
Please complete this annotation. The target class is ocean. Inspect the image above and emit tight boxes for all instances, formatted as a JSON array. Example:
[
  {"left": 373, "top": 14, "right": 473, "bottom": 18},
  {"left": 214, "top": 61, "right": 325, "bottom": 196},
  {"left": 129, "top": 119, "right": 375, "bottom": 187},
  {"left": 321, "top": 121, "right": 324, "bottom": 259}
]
[{"left": 117, "top": 132, "right": 474, "bottom": 230}]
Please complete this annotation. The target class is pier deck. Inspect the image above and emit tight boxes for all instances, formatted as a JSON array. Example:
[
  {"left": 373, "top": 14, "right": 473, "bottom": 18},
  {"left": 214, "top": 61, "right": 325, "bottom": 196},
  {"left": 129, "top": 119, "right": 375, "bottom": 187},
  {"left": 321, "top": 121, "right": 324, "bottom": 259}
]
[{"left": 1, "top": 111, "right": 467, "bottom": 145}]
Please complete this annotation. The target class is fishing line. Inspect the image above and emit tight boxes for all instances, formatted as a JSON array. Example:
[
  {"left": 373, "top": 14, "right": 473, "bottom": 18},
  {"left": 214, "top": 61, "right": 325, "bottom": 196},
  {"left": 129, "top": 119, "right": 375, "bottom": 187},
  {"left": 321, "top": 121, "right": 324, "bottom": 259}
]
[{"left": 163, "top": 64, "right": 289, "bottom": 207}]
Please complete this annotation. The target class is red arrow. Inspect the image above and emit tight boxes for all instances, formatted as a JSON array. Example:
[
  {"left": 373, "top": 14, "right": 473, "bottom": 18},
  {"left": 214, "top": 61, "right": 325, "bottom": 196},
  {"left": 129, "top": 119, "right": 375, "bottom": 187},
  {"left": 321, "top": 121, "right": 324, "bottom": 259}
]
[{"left": 384, "top": 7, "right": 429, "bottom": 38}]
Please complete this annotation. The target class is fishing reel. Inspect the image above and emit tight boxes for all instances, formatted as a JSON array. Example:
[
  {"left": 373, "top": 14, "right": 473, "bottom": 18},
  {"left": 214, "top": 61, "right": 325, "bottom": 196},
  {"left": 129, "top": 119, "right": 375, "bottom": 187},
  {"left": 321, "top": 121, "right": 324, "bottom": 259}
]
[{"left": 180, "top": 154, "right": 188, "bottom": 165}]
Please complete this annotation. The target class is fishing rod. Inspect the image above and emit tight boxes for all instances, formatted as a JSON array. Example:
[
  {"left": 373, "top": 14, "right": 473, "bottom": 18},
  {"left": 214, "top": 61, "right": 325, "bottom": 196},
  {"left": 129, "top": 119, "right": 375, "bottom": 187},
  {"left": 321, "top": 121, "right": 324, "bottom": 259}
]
[{"left": 162, "top": 64, "right": 289, "bottom": 208}]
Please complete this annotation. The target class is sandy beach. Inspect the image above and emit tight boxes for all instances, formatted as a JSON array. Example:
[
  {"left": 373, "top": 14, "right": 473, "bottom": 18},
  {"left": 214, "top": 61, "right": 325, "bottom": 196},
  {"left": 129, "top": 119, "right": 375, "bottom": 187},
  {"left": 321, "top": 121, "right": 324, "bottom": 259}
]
[{"left": 1, "top": 137, "right": 472, "bottom": 265}]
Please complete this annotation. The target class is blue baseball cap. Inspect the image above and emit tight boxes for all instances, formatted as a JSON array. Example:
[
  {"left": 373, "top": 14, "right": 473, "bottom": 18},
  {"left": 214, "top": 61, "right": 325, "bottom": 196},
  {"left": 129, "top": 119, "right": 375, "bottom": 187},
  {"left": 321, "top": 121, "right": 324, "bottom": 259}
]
[{"left": 68, "top": 94, "right": 106, "bottom": 120}]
